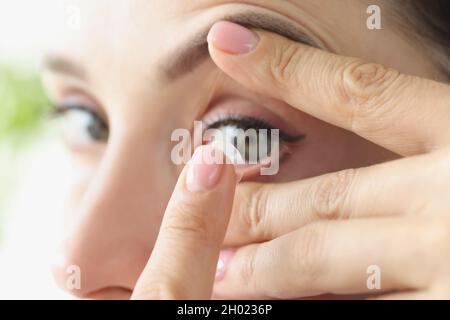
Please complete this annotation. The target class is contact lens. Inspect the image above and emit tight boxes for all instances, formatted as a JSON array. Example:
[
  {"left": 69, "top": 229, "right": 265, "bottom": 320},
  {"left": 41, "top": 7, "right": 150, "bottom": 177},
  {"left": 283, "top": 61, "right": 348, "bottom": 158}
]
[{"left": 209, "top": 139, "right": 244, "bottom": 182}]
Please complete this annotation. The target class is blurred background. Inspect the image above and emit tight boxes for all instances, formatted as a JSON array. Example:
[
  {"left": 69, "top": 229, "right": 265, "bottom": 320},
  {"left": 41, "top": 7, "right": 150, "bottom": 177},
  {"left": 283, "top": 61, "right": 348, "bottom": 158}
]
[{"left": 0, "top": 0, "right": 72, "bottom": 298}]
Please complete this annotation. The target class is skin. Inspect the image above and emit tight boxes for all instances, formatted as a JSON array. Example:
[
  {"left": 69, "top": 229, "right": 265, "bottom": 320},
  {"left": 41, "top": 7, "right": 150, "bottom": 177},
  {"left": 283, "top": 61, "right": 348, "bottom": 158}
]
[
  {"left": 208, "top": 22, "right": 450, "bottom": 299},
  {"left": 42, "top": 0, "right": 449, "bottom": 299}
]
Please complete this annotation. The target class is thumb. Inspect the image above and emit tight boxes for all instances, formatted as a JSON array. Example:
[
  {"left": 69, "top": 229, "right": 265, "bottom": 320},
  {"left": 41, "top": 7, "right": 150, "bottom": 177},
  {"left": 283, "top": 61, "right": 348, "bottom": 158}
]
[{"left": 132, "top": 144, "right": 237, "bottom": 299}]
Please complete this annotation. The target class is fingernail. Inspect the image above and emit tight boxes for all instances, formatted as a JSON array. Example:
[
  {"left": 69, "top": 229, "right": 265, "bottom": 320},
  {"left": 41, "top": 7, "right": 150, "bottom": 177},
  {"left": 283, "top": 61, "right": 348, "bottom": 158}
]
[
  {"left": 186, "top": 145, "right": 223, "bottom": 192},
  {"left": 215, "top": 249, "right": 235, "bottom": 281},
  {"left": 207, "top": 21, "right": 259, "bottom": 55}
]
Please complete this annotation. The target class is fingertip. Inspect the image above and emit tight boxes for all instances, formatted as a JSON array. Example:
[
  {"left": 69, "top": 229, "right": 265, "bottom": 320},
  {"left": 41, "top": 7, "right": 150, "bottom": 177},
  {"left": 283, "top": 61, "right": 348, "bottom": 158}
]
[
  {"left": 185, "top": 143, "right": 239, "bottom": 192},
  {"left": 206, "top": 22, "right": 280, "bottom": 102},
  {"left": 207, "top": 21, "right": 260, "bottom": 55},
  {"left": 186, "top": 145, "right": 225, "bottom": 193}
]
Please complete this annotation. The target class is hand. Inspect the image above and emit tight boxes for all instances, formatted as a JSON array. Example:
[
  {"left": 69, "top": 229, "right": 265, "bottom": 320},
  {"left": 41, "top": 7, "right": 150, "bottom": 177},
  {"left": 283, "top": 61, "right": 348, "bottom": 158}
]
[
  {"left": 207, "top": 21, "right": 450, "bottom": 299},
  {"left": 131, "top": 145, "right": 237, "bottom": 299}
]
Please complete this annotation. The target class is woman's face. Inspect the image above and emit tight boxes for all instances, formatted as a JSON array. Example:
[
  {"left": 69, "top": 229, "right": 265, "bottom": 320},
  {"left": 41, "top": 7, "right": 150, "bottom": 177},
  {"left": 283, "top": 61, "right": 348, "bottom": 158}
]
[{"left": 42, "top": 0, "right": 442, "bottom": 299}]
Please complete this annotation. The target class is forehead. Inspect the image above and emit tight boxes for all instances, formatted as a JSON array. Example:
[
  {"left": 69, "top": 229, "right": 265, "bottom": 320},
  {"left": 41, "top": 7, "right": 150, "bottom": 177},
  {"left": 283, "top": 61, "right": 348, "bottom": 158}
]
[
  {"left": 58, "top": 0, "right": 365, "bottom": 46},
  {"left": 49, "top": 0, "right": 404, "bottom": 105},
  {"left": 52, "top": 0, "right": 366, "bottom": 72}
]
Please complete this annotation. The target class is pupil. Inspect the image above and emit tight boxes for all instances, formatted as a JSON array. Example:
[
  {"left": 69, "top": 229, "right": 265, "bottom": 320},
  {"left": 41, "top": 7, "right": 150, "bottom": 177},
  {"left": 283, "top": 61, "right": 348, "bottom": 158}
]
[{"left": 87, "top": 119, "right": 107, "bottom": 141}]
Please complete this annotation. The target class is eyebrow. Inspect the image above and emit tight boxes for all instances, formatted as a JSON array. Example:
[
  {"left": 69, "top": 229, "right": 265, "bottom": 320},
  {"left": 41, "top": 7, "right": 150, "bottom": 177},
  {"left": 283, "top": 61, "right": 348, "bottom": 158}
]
[
  {"left": 161, "top": 11, "right": 321, "bottom": 82},
  {"left": 41, "top": 55, "right": 86, "bottom": 80},
  {"left": 42, "top": 11, "right": 320, "bottom": 83}
]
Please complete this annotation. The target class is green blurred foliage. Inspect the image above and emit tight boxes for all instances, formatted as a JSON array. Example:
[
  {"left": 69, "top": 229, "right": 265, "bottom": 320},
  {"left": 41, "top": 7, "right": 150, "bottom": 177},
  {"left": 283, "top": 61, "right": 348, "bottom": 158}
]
[
  {"left": 0, "top": 64, "right": 50, "bottom": 240},
  {"left": 0, "top": 65, "right": 50, "bottom": 141}
]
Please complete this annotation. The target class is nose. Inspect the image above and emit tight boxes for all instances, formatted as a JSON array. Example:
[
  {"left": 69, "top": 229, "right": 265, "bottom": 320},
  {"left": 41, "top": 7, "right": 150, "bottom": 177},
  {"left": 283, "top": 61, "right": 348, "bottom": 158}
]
[{"left": 52, "top": 134, "right": 175, "bottom": 298}]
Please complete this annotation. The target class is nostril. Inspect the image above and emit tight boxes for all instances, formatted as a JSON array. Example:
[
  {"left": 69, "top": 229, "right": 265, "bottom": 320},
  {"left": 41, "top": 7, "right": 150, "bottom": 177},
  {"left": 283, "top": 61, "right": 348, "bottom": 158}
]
[
  {"left": 52, "top": 264, "right": 132, "bottom": 299},
  {"left": 51, "top": 257, "right": 134, "bottom": 299},
  {"left": 84, "top": 287, "right": 133, "bottom": 300}
]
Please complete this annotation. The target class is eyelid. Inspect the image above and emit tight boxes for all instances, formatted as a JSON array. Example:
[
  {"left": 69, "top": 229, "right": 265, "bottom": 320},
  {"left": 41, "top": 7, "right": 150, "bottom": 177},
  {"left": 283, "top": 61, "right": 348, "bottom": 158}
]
[
  {"left": 202, "top": 96, "right": 303, "bottom": 134},
  {"left": 52, "top": 88, "right": 108, "bottom": 120},
  {"left": 52, "top": 103, "right": 94, "bottom": 116},
  {"left": 50, "top": 92, "right": 109, "bottom": 127}
]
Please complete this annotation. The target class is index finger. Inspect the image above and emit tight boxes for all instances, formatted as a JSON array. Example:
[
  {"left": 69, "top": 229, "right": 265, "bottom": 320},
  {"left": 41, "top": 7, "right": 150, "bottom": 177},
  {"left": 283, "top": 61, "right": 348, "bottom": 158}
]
[
  {"left": 132, "top": 145, "right": 237, "bottom": 299},
  {"left": 207, "top": 21, "right": 450, "bottom": 156}
]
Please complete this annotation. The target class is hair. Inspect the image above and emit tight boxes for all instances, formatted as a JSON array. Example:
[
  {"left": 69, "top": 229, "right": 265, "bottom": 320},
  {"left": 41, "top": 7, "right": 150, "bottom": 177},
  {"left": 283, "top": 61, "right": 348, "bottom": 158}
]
[{"left": 393, "top": 0, "right": 450, "bottom": 79}]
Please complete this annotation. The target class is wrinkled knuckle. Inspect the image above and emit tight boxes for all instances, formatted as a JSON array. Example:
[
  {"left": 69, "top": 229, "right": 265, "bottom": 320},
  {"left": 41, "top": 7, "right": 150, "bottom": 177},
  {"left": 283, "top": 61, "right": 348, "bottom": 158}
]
[
  {"left": 269, "top": 42, "right": 303, "bottom": 87},
  {"left": 313, "top": 169, "right": 357, "bottom": 220},
  {"left": 239, "top": 184, "right": 268, "bottom": 240},
  {"left": 292, "top": 224, "right": 328, "bottom": 287},
  {"left": 238, "top": 248, "right": 258, "bottom": 288},
  {"left": 341, "top": 61, "right": 400, "bottom": 105},
  {"left": 339, "top": 61, "right": 401, "bottom": 129}
]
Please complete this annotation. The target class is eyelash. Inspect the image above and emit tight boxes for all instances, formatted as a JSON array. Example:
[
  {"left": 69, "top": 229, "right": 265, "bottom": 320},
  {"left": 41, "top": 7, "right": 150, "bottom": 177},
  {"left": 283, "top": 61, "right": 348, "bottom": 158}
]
[
  {"left": 51, "top": 104, "right": 101, "bottom": 119},
  {"left": 205, "top": 115, "right": 304, "bottom": 143},
  {"left": 204, "top": 114, "right": 305, "bottom": 165}
]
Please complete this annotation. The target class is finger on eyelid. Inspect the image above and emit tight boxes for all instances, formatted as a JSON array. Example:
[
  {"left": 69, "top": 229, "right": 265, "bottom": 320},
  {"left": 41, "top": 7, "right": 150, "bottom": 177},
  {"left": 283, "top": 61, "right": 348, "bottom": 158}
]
[{"left": 208, "top": 26, "right": 450, "bottom": 156}]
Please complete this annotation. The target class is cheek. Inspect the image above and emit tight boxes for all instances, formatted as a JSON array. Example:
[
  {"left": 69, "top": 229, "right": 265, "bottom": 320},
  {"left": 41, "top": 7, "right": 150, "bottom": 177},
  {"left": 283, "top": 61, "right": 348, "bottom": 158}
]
[
  {"left": 55, "top": 140, "right": 178, "bottom": 294},
  {"left": 63, "top": 154, "right": 102, "bottom": 225}
]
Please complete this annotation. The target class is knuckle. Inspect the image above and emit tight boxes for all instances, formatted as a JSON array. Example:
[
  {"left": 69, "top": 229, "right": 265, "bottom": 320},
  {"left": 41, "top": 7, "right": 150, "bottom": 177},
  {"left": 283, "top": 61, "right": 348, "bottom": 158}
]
[
  {"left": 312, "top": 169, "right": 357, "bottom": 220},
  {"left": 339, "top": 60, "right": 401, "bottom": 130},
  {"left": 238, "top": 184, "right": 268, "bottom": 240},
  {"left": 291, "top": 224, "right": 328, "bottom": 287},
  {"left": 341, "top": 60, "right": 400, "bottom": 105},
  {"left": 269, "top": 41, "right": 304, "bottom": 87},
  {"left": 238, "top": 247, "right": 258, "bottom": 288}
]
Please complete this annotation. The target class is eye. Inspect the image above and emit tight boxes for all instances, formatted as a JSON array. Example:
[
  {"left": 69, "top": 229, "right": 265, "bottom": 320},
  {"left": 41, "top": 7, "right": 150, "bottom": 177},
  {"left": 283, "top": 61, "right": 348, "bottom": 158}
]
[
  {"left": 52, "top": 103, "right": 109, "bottom": 148},
  {"left": 204, "top": 116, "right": 303, "bottom": 164}
]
